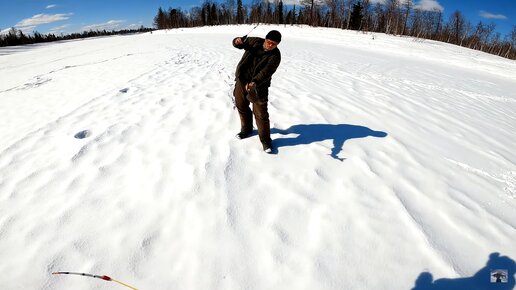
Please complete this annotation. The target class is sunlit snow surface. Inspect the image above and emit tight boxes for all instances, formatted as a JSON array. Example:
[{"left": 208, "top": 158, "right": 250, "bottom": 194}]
[{"left": 0, "top": 25, "right": 515, "bottom": 290}]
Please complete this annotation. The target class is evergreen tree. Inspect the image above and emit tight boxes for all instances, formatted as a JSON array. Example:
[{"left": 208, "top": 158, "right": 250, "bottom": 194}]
[
  {"left": 170, "top": 8, "right": 180, "bottom": 28},
  {"left": 34, "top": 31, "right": 44, "bottom": 42},
  {"left": 293, "top": 5, "right": 297, "bottom": 24},
  {"left": 297, "top": 9, "right": 304, "bottom": 25},
  {"left": 266, "top": 1, "right": 273, "bottom": 23},
  {"left": 153, "top": 7, "right": 167, "bottom": 29},
  {"left": 349, "top": 1, "right": 363, "bottom": 30},
  {"left": 278, "top": 0, "right": 284, "bottom": 24},
  {"left": 201, "top": 6, "right": 208, "bottom": 26},
  {"left": 449, "top": 10, "right": 466, "bottom": 45},
  {"left": 236, "top": 0, "right": 244, "bottom": 24},
  {"left": 211, "top": 3, "right": 218, "bottom": 25},
  {"left": 286, "top": 10, "right": 292, "bottom": 25}
]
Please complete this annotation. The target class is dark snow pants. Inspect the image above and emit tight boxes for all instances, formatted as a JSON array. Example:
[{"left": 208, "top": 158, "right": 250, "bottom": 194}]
[{"left": 234, "top": 79, "right": 272, "bottom": 145}]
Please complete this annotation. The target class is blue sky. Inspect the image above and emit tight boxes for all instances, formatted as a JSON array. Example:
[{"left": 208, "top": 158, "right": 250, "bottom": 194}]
[{"left": 0, "top": 0, "right": 514, "bottom": 37}]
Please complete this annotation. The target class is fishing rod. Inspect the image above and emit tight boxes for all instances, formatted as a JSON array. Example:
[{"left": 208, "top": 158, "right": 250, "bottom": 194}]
[
  {"left": 241, "top": 23, "right": 260, "bottom": 41},
  {"left": 52, "top": 272, "right": 138, "bottom": 290},
  {"left": 224, "top": 23, "right": 260, "bottom": 110}
]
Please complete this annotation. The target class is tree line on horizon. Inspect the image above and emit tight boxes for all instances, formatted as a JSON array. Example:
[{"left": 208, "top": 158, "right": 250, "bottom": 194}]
[
  {"left": 153, "top": 0, "right": 516, "bottom": 60},
  {"left": 0, "top": 26, "right": 153, "bottom": 47},
  {"left": 1, "top": 0, "right": 514, "bottom": 60}
]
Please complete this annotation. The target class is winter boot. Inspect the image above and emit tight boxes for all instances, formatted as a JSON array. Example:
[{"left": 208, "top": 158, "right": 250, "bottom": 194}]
[
  {"left": 236, "top": 131, "right": 252, "bottom": 140},
  {"left": 262, "top": 142, "right": 273, "bottom": 153}
]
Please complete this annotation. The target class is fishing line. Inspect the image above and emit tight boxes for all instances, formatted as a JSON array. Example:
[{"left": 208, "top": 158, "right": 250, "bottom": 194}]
[{"left": 241, "top": 23, "right": 260, "bottom": 41}]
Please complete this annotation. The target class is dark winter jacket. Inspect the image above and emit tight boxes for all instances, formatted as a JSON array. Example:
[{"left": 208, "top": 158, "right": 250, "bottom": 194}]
[{"left": 233, "top": 37, "right": 281, "bottom": 98}]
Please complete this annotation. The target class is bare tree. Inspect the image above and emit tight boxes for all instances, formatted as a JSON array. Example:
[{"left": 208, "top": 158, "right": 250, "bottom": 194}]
[
  {"left": 432, "top": 9, "right": 442, "bottom": 40},
  {"left": 473, "top": 21, "right": 496, "bottom": 51},
  {"left": 384, "top": 0, "right": 400, "bottom": 35},
  {"left": 224, "top": 0, "right": 236, "bottom": 23},
  {"left": 325, "top": 0, "right": 338, "bottom": 28},
  {"left": 504, "top": 25, "right": 516, "bottom": 58},
  {"left": 449, "top": 10, "right": 466, "bottom": 45},
  {"left": 361, "top": 0, "right": 372, "bottom": 31},
  {"left": 409, "top": 8, "right": 440, "bottom": 40},
  {"left": 409, "top": 8, "right": 422, "bottom": 37},
  {"left": 400, "top": 0, "right": 412, "bottom": 36},
  {"left": 344, "top": 0, "right": 353, "bottom": 29},
  {"left": 190, "top": 7, "right": 204, "bottom": 26},
  {"left": 483, "top": 22, "right": 496, "bottom": 49},
  {"left": 249, "top": 0, "right": 263, "bottom": 23},
  {"left": 372, "top": 2, "right": 384, "bottom": 32},
  {"left": 300, "top": 0, "right": 316, "bottom": 26}
]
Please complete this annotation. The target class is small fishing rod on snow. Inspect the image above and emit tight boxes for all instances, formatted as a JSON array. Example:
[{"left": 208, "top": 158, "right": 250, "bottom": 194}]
[{"left": 52, "top": 271, "right": 138, "bottom": 289}]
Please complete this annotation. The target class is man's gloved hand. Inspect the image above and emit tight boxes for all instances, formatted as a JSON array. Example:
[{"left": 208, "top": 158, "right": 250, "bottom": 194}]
[
  {"left": 245, "top": 82, "right": 259, "bottom": 103},
  {"left": 245, "top": 82, "right": 256, "bottom": 92}
]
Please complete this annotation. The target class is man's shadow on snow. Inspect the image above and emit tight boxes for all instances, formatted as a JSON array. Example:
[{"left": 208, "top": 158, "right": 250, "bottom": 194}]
[
  {"left": 411, "top": 252, "right": 515, "bottom": 290},
  {"left": 270, "top": 124, "right": 388, "bottom": 161}
]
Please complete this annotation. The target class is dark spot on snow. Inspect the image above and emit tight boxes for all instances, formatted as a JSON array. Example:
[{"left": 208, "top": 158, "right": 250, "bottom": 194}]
[
  {"left": 74, "top": 130, "right": 91, "bottom": 139},
  {"left": 119, "top": 88, "right": 129, "bottom": 93}
]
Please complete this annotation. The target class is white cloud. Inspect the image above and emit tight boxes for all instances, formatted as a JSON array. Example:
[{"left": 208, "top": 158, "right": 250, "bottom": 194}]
[
  {"left": 281, "top": 0, "right": 300, "bottom": 5},
  {"left": 46, "top": 4, "right": 57, "bottom": 9},
  {"left": 50, "top": 24, "right": 69, "bottom": 31},
  {"left": 267, "top": 0, "right": 328, "bottom": 5},
  {"left": 126, "top": 22, "right": 145, "bottom": 30},
  {"left": 399, "top": 0, "right": 414, "bottom": 5},
  {"left": 414, "top": 0, "right": 443, "bottom": 12},
  {"left": 16, "top": 13, "right": 73, "bottom": 27},
  {"left": 81, "top": 20, "right": 125, "bottom": 32},
  {"left": 127, "top": 24, "right": 141, "bottom": 30},
  {"left": 346, "top": 0, "right": 441, "bottom": 8},
  {"left": 0, "top": 26, "right": 37, "bottom": 35},
  {"left": 48, "top": 24, "right": 69, "bottom": 34},
  {"left": 479, "top": 10, "right": 507, "bottom": 20},
  {"left": 18, "top": 26, "right": 37, "bottom": 34},
  {"left": 367, "top": 0, "right": 412, "bottom": 4}
]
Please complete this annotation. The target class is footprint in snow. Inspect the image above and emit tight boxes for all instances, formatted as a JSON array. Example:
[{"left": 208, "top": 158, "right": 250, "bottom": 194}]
[{"left": 74, "top": 130, "right": 91, "bottom": 139}]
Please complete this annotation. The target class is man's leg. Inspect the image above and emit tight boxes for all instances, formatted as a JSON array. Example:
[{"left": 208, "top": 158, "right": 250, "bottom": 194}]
[
  {"left": 253, "top": 102, "right": 272, "bottom": 147},
  {"left": 234, "top": 80, "right": 253, "bottom": 134}
]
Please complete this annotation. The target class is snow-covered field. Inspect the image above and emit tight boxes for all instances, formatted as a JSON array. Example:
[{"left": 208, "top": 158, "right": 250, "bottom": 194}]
[{"left": 0, "top": 25, "right": 515, "bottom": 290}]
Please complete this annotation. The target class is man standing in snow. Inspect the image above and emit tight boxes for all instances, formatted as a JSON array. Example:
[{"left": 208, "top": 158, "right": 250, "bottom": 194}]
[{"left": 232, "top": 30, "right": 282, "bottom": 153}]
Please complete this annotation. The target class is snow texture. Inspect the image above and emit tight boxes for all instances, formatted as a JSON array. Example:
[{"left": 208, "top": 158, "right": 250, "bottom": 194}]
[{"left": 0, "top": 25, "right": 515, "bottom": 290}]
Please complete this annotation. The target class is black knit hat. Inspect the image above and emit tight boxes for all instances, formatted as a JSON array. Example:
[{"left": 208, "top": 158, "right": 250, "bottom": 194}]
[{"left": 265, "top": 30, "right": 282, "bottom": 43}]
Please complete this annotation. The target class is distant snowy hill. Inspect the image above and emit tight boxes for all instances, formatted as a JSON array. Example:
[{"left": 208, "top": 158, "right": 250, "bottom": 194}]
[{"left": 0, "top": 25, "right": 515, "bottom": 290}]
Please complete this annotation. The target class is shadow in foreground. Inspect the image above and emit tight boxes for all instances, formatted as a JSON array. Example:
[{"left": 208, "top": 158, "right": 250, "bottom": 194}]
[
  {"left": 411, "top": 253, "right": 515, "bottom": 290},
  {"left": 271, "top": 124, "right": 387, "bottom": 161}
]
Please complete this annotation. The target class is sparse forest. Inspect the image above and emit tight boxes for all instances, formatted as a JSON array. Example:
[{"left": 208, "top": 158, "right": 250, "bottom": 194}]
[
  {"left": 152, "top": 0, "right": 516, "bottom": 60},
  {"left": 0, "top": 26, "right": 153, "bottom": 47}
]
